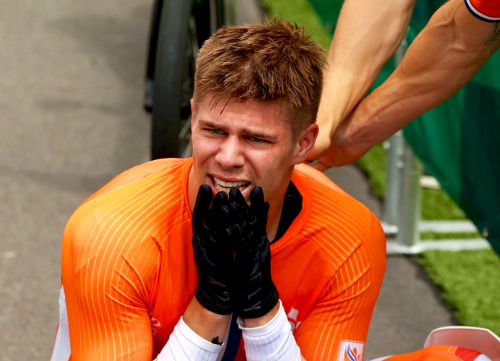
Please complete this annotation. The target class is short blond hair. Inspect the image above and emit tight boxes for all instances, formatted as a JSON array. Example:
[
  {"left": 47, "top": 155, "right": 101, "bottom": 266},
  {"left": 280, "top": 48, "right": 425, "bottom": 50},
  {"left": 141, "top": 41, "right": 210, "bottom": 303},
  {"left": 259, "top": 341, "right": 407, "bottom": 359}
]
[{"left": 194, "top": 18, "right": 325, "bottom": 135}]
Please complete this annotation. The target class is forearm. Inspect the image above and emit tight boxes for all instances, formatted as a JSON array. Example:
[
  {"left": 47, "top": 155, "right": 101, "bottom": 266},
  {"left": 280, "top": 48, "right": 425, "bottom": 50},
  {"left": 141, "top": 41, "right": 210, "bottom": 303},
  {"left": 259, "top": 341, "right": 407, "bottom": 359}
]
[
  {"left": 183, "top": 297, "right": 231, "bottom": 345},
  {"left": 156, "top": 317, "right": 223, "bottom": 361},
  {"left": 334, "top": 0, "right": 500, "bottom": 160},
  {"left": 239, "top": 301, "right": 303, "bottom": 361},
  {"left": 314, "top": 0, "right": 416, "bottom": 145},
  {"left": 156, "top": 298, "right": 229, "bottom": 361},
  {"left": 157, "top": 301, "right": 301, "bottom": 361}
]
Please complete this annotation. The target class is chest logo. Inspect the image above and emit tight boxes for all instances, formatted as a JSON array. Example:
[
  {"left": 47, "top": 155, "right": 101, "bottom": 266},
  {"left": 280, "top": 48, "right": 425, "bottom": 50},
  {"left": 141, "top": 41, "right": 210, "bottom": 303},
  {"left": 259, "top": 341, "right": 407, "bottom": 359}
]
[
  {"left": 287, "top": 308, "right": 302, "bottom": 332},
  {"left": 150, "top": 312, "right": 161, "bottom": 336},
  {"left": 338, "top": 340, "right": 364, "bottom": 361}
]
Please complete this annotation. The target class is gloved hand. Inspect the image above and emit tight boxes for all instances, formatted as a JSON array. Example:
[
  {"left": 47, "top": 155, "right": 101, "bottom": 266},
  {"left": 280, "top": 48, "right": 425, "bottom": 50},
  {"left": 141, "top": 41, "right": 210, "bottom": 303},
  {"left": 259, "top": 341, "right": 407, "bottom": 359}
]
[
  {"left": 229, "top": 187, "right": 279, "bottom": 319},
  {"left": 192, "top": 184, "right": 235, "bottom": 315}
]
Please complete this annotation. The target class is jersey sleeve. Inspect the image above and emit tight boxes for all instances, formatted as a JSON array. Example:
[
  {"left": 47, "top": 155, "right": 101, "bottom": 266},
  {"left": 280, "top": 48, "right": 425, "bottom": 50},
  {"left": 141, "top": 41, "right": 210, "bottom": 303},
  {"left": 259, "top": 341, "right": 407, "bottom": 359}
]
[
  {"left": 464, "top": 0, "right": 500, "bottom": 22},
  {"left": 61, "top": 203, "right": 161, "bottom": 360},
  {"left": 293, "top": 213, "right": 386, "bottom": 361}
]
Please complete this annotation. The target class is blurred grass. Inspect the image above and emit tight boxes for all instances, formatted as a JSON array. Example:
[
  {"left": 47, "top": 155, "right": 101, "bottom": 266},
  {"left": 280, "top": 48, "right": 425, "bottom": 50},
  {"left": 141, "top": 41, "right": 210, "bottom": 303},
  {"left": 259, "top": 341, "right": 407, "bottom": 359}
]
[
  {"left": 417, "top": 250, "right": 500, "bottom": 335},
  {"left": 420, "top": 231, "right": 482, "bottom": 240},
  {"left": 357, "top": 144, "right": 467, "bottom": 220},
  {"left": 356, "top": 143, "right": 387, "bottom": 198},
  {"left": 260, "top": 0, "right": 499, "bottom": 338},
  {"left": 260, "top": 0, "right": 331, "bottom": 49}
]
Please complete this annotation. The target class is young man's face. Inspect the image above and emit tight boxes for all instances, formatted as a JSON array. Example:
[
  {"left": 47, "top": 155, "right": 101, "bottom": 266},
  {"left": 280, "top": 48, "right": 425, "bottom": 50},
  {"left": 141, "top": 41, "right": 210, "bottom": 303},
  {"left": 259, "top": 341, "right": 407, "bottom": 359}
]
[{"left": 188, "top": 95, "right": 316, "bottom": 215}]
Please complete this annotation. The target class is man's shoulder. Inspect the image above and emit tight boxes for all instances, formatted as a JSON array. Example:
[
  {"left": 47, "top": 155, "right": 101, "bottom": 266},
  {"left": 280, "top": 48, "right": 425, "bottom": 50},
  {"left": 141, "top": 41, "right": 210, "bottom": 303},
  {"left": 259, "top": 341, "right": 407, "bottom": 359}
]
[
  {"left": 293, "top": 163, "right": 373, "bottom": 217},
  {"left": 84, "top": 158, "right": 191, "bottom": 204},
  {"left": 64, "top": 158, "right": 192, "bottom": 252},
  {"left": 108, "top": 158, "right": 190, "bottom": 188},
  {"left": 293, "top": 163, "right": 349, "bottom": 196},
  {"left": 292, "top": 164, "right": 385, "bottom": 251}
]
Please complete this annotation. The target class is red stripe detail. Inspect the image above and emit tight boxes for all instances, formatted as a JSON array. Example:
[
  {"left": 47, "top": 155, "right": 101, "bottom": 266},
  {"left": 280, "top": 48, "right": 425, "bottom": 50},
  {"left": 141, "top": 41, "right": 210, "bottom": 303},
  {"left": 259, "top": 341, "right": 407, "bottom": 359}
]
[{"left": 454, "top": 347, "right": 482, "bottom": 361}]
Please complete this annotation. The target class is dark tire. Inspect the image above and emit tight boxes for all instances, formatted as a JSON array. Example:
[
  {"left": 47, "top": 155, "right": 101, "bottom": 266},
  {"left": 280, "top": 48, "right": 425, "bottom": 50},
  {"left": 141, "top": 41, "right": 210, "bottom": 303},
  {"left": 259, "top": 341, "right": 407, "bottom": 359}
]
[
  {"left": 151, "top": 0, "right": 192, "bottom": 159},
  {"left": 143, "top": 0, "right": 163, "bottom": 113},
  {"left": 151, "top": 0, "right": 225, "bottom": 159}
]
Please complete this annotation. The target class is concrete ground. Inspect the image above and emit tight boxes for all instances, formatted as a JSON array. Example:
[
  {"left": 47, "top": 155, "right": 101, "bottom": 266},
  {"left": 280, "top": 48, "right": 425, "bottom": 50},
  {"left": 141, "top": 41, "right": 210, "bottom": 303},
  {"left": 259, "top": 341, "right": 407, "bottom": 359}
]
[{"left": 0, "top": 0, "right": 455, "bottom": 359}]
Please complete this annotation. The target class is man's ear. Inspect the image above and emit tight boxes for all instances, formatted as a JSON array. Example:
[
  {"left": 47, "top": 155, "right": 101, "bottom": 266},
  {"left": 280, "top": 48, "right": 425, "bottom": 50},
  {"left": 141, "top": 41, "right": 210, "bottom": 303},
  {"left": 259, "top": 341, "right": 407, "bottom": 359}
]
[
  {"left": 292, "top": 124, "right": 319, "bottom": 165},
  {"left": 190, "top": 98, "right": 196, "bottom": 121}
]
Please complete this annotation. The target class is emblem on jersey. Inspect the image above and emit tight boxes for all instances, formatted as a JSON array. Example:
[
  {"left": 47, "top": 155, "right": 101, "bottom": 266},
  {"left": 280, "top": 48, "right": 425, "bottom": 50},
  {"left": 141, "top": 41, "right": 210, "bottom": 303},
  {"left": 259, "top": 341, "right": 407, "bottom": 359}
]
[
  {"left": 287, "top": 307, "right": 302, "bottom": 332},
  {"left": 338, "top": 340, "right": 364, "bottom": 361},
  {"left": 149, "top": 312, "right": 161, "bottom": 336}
]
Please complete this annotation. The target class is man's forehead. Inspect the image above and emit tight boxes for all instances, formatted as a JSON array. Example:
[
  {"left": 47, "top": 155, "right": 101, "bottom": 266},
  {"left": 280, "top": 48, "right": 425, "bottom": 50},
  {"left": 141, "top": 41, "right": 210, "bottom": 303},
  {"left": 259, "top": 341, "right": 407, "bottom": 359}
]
[
  {"left": 195, "top": 94, "right": 289, "bottom": 110},
  {"left": 195, "top": 96, "right": 292, "bottom": 119}
]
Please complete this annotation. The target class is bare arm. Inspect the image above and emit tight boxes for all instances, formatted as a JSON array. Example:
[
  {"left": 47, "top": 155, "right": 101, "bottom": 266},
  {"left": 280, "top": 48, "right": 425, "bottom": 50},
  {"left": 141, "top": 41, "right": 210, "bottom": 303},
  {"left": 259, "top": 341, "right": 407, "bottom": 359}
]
[
  {"left": 309, "top": 0, "right": 417, "bottom": 165},
  {"left": 320, "top": 0, "right": 500, "bottom": 167}
]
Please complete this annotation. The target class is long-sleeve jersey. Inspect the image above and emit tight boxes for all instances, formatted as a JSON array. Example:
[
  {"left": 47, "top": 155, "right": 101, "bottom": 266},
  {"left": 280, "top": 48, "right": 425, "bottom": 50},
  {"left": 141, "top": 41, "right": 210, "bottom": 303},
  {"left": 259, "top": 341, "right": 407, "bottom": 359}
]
[{"left": 53, "top": 158, "right": 386, "bottom": 360}]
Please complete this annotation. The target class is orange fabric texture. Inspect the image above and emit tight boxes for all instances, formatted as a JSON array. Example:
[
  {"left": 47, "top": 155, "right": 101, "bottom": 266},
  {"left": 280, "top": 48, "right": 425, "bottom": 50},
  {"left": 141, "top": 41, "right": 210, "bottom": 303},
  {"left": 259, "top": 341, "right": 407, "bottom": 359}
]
[{"left": 60, "top": 158, "right": 386, "bottom": 360}]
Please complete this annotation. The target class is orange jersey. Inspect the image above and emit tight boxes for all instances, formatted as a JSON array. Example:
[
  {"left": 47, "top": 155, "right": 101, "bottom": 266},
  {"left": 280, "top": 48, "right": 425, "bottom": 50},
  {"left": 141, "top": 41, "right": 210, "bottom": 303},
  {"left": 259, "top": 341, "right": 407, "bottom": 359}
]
[
  {"left": 464, "top": 0, "right": 500, "bottom": 21},
  {"left": 57, "top": 158, "right": 386, "bottom": 360}
]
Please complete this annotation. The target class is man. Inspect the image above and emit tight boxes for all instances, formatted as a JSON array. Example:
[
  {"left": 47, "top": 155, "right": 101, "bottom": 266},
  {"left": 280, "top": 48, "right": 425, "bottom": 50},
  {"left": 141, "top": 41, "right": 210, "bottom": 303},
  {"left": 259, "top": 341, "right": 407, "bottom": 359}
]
[
  {"left": 51, "top": 19, "right": 386, "bottom": 360},
  {"left": 309, "top": 0, "right": 500, "bottom": 169}
]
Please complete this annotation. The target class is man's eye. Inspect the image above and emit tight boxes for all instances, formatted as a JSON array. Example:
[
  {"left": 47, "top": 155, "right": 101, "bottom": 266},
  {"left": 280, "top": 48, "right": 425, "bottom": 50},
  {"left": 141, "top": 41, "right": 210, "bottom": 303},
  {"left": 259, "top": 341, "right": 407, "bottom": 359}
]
[
  {"left": 250, "top": 137, "right": 268, "bottom": 144},
  {"left": 208, "top": 128, "right": 224, "bottom": 135}
]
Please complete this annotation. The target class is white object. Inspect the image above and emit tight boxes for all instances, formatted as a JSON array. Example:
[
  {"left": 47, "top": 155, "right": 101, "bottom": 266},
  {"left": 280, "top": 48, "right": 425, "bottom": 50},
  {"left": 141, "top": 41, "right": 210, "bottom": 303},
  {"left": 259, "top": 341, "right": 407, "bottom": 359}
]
[{"left": 424, "top": 326, "right": 500, "bottom": 361}]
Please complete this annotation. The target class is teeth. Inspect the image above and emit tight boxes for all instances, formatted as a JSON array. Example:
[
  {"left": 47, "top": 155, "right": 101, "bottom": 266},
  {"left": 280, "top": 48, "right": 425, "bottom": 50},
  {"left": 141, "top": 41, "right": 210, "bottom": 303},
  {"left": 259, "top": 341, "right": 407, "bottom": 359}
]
[{"left": 213, "top": 177, "right": 249, "bottom": 192}]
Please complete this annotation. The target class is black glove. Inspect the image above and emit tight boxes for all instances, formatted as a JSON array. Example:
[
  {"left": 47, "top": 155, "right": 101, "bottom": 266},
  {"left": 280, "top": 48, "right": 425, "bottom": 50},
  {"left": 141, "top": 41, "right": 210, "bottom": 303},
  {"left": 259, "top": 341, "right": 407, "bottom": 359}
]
[
  {"left": 192, "top": 184, "right": 235, "bottom": 315},
  {"left": 230, "top": 187, "right": 279, "bottom": 319}
]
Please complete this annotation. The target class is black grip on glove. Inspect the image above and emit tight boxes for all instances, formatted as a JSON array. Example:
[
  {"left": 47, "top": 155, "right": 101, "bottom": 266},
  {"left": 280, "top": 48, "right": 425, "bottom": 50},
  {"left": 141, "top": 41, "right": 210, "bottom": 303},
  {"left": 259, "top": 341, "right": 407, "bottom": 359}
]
[
  {"left": 230, "top": 187, "right": 279, "bottom": 319},
  {"left": 192, "top": 184, "right": 235, "bottom": 315}
]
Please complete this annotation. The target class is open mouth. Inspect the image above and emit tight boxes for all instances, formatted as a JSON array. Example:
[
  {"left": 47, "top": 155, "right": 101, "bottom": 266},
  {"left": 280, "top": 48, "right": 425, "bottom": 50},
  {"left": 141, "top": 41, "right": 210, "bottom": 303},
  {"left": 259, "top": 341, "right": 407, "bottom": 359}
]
[{"left": 211, "top": 175, "right": 250, "bottom": 193}]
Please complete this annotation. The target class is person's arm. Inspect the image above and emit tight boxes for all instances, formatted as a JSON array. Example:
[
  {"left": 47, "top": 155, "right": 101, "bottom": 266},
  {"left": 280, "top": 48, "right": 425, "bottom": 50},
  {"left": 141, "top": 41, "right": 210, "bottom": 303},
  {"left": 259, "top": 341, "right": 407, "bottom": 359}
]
[
  {"left": 155, "top": 298, "right": 230, "bottom": 361},
  {"left": 60, "top": 214, "right": 161, "bottom": 360},
  {"left": 309, "top": 0, "right": 417, "bottom": 166},
  {"left": 238, "top": 301, "right": 303, "bottom": 361},
  {"left": 320, "top": 0, "right": 500, "bottom": 167}
]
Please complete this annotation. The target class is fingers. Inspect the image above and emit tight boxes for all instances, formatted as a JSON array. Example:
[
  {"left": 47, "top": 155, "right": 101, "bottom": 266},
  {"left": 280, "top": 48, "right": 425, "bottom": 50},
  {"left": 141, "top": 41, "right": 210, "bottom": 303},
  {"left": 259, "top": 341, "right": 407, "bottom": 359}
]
[
  {"left": 207, "top": 192, "right": 232, "bottom": 238},
  {"left": 192, "top": 184, "right": 213, "bottom": 228},
  {"left": 229, "top": 187, "right": 247, "bottom": 208},
  {"left": 209, "top": 191, "right": 230, "bottom": 221},
  {"left": 228, "top": 188, "right": 249, "bottom": 225},
  {"left": 250, "top": 186, "right": 264, "bottom": 207},
  {"left": 311, "top": 161, "right": 328, "bottom": 171},
  {"left": 212, "top": 190, "right": 229, "bottom": 208},
  {"left": 250, "top": 186, "right": 269, "bottom": 221}
]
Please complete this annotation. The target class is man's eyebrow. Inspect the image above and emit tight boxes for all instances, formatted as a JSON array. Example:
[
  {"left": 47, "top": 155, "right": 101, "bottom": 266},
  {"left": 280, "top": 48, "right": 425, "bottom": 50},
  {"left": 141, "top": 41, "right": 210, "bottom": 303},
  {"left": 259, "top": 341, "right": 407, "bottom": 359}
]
[{"left": 198, "top": 119, "right": 226, "bottom": 130}]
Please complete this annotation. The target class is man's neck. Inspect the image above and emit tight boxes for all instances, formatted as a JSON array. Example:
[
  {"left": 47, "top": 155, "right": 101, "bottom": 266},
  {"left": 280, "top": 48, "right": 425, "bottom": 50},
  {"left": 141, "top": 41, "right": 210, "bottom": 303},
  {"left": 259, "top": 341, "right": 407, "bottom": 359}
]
[
  {"left": 266, "top": 204, "right": 283, "bottom": 242},
  {"left": 270, "top": 182, "right": 302, "bottom": 243}
]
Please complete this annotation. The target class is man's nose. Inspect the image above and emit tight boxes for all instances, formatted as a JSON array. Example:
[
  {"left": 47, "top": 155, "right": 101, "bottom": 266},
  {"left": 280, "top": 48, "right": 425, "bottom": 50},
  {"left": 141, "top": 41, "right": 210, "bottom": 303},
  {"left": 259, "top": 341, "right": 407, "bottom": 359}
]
[{"left": 215, "top": 136, "right": 244, "bottom": 168}]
